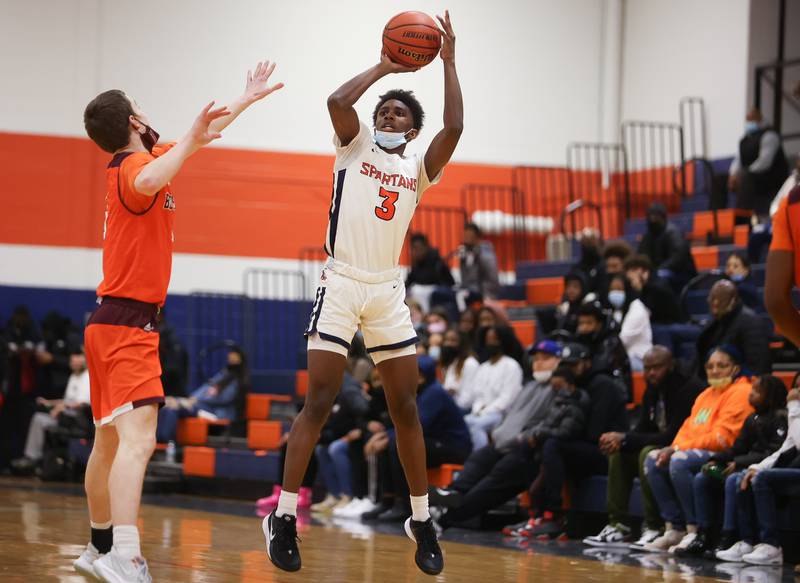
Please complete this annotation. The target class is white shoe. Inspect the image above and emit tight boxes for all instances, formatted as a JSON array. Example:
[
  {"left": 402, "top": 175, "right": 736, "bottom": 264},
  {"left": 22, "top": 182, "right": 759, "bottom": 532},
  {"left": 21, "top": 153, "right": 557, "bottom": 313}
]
[
  {"left": 335, "top": 498, "right": 376, "bottom": 519},
  {"left": 716, "top": 540, "right": 755, "bottom": 562},
  {"left": 742, "top": 543, "right": 783, "bottom": 566},
  {"left": 310, "top": 494, "right": 339, "bottom": 513},
  {"left": 629, "top": 528, "right": 661, "bottom": 550},
  {"left": 73, "top": 543, "right": 103, "bottom": 578},
  {"left": 582, "top": 524, "right": 632, "bottom": 548},
  {"left": 667, "top": 531, "right": 696, "bottom": 554},
  {"left": 332, "top": 498, "right": 362, "bottom": 517},
  {"left": 93, "top": 549, "right": 152, "bottom": 583},
  {"left": 643, "top": 528, "right": 686, "bottom": 553}
]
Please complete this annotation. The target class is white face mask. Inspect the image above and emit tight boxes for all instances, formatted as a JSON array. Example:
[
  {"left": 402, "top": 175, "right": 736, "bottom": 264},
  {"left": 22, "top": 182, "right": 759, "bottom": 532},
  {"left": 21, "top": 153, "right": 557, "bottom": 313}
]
[
  {"left": 608, "top": 290, "right": 626, "bottom": 309},
  {"left": 374, "top": 129, "right": 411, "bottom": 149},
  {"left": 428, "top": 345, "right": 441, "bottom": 362},
  {"left": 533, "top": 370, "right": 553, "bottom": 383}
]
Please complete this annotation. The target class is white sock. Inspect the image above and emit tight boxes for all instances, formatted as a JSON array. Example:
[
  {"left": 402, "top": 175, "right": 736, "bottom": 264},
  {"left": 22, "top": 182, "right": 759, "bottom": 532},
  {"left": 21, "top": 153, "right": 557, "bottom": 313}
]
[
  {"left": 90, "top": 520, "right": 112, "bottom": 529},
  {"left": 112, "top": 525, "right": 141, "bottom": 558},
  {"left": 276, "top": 490, "right": 298, "bottom": 518},
  {"left": 410, "top": 494, "right": 430, "bottom": 522}
]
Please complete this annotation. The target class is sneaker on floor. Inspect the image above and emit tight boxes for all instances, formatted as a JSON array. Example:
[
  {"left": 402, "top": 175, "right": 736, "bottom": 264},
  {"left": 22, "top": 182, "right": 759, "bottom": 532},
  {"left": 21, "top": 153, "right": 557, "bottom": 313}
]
[
  {"left": 375, "top": 500, "right": 410, "bottom": 523},
  {"left": 263, "top": 510, "right": 301, "bottom": 572},
  {"left": 515, "top": 517, "right": 543, "bottom": 538},
  {"left": 73, "top": 542, "right": 103, "bottom": 578},
  {"left": 742, "top": 543, "right": 782, "bottom": 566},
  {"left": 334, "top": 498, "right": 370, "bottom": 518},
  {"left": 361, "top": 499, "right": 393, "bottom": 521},
  {"left": 643, "top": 528, "right": 686, "bottom": 553},
  {"left": 502, "top": 518, "right": 534, "bottom": 537},
  {"left": 310, "top": 494, "right": 340, "bottom": 513},
  {"left": 629, "top": 528, "right": 661, "bottom": 550},
  {"left": 674, "top": 530, "right": 709, "bottom": 557},
  {"left": 529, "top": 515, "right": 565, "bottom": 540},
  {"left": 583, "top": 524, "right": 632, "bottom": 548},
  {"left": 716, "top": 540, "right": 754, "bottom": 562},
  {"left": 427, "top": 486, "right": 463, "bottom": 509},
  {"left": 92, "top": 549, "right": 152, "bottom": 583},
  {"left": 668, "top": 531, "right": 697, "bottom": 555},
  {"left": 329, "top": 495, "right": 352, "bottom": 511},
  {"left": 404, "top": 517, "right": 444, "bottom": 576}
]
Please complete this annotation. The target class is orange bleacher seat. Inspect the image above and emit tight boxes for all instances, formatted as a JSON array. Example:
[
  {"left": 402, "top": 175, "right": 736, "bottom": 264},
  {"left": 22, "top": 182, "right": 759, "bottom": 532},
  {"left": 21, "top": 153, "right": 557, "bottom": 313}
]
[
  {"left": 775, "top": 371, "right": 797, "bottom": 391},
  {"left": 177, "top": 418, "right": 210, "bottom": 446},
  {"left": 692, "top": 209, "right": 749, "bottom": 241},
  {"left": 247, "top": 420, "right": 283, "bottom": 450},
  {"left": 525, "top": 277, "right": 564, "bottom": 305},
  {"left": 296, "top": 370, "right": 309, "bottom": 398},
  {"left": 511, "top": 320, "right": 536, "bottom": 347},
  {"left": 183, "top": 446, "right": 216, "bottom": 477},
  {"left": 734, "top": 224, "right": 749, "bottom": 248},
  {"left": 691, "top": 246, "right": 719, "bottom": 271},
  {"left": 427, "top": 464, "right": 463, "bottom": 488},
  {"left": 246, "top": 393, "right": 292, "bottom": 420}
]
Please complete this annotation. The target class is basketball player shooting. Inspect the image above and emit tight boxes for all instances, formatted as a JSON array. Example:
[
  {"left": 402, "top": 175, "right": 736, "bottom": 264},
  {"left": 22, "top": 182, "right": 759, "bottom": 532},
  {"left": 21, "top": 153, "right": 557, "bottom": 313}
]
[{"left": 264, "top": 10, "right": 461, "bottom": 577}]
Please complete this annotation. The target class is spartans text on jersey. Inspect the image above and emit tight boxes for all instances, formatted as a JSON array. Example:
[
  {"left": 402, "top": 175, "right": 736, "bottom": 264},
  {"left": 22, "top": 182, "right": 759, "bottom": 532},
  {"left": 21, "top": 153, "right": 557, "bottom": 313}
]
[{"left": 360, "top": 162, "right": 418, "bottom": 192}]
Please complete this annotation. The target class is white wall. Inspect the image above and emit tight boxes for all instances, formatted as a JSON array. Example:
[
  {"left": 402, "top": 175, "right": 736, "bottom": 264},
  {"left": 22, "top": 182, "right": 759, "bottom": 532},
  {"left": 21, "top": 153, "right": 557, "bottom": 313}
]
[
  {"left": 621, "top": 0, "right": 751, "bottom": 160},
  {"left": 0, "top": 0, "right": 608, "bottom": 166}
]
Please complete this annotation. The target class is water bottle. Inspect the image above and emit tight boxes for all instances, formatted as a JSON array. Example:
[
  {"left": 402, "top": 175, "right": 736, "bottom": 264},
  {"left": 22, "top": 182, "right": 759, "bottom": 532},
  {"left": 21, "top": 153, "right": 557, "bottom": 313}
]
[{"left": 166, "top": 440, "right": 176, "bottom": 464}]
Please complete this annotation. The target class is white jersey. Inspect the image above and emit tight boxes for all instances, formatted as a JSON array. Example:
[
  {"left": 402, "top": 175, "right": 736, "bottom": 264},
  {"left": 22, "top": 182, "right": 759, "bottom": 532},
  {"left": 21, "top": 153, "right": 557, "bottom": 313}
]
[{"left": 324, "top": 122, "right": 441, "bottom": 273}]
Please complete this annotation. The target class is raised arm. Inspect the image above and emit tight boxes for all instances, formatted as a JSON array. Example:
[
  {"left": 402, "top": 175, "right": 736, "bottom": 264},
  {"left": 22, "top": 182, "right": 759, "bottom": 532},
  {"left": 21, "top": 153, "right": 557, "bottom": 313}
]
[
  {"left": 327, "top": 56, "right": 417, "bottom": 147},
  {"left": 209, "top": 60, "right": 284, "bottom": 134},
  {"left": 424, "top": 10, "right": 463, "bottom": 181}
]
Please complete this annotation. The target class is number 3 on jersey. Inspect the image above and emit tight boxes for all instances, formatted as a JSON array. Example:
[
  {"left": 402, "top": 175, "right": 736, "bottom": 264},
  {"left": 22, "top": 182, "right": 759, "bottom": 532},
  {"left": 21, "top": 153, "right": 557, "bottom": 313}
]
[{"left": 375, "top": 187, "right": 399, "bottom": 221}]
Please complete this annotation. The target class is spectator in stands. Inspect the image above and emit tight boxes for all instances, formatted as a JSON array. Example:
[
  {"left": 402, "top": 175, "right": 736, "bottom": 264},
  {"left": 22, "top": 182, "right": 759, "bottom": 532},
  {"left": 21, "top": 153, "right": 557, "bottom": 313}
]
[
  {"left": 575, "top": 302, "right": 632, "bottom": 398},
  {"left": 440, "top": 328, "right": 479, "bottom": 411},
  {"left": 583, "top": 346, "right": 703, "bottom": 550},
  {"left": 474, "top": 308, "right": 524, "bottom": 365},
  {"left": 35, "top": 311, "right": 80, "bottom": 401},
  {"left": 525, "top": 342, "right": 628, "bottom": 538},
  {"left": 457, "top": 223, "right": 500, "bottom": 300},
  {"left": 643, "top": 345, "right": 754, "bottom": 554},
  {"left": 693, "top": 375, "right": 787, "bottom": 559},
  {"left": 572, "top": 231, "right": 606, "bottom": 295},
  {"left": 606, "top": 274, "right": 653, "bottom": 372},
  {"left": 422, "top": 307, "right": 450, "bottom": 361},
  {"left": 406, "top": 298, "right": 426, "bottom": 335},
  {"left": 428, "top": 341, "right": 563, "bottom": 528},
  {"left": 158, "top": 311, "right": 188, "bottom": 396},
  {"left": 726, "top": 384, "right": 800, "bottom": 566},
  {"left": 724, "top": 251, "right": 760, "bottom": 310},
  {"left": 624, "top": 255, "right": 682, "bottom": 324},
  {"left": 11, "top": 350, "right": 91, "bottom": 475},
  {"left": 406, "top": 233, "right": 455, "bottom": 312},
  {"left": 637, "top": 203, "right": 697, "bottom": 294},
  {"left": 696, "top": 280, "right": 770, "bottom": 379},
  {"left": 458, "top": 308, "right": 478, "bottom": 342},
  {"left": 156, "top": 346, "right": 249, "bottom": 443},
  {"left": 366, "top": 356, "right": 471, "bottom": 522},
  {"left": 310, "top": 371, "right": 370, "bottom": 513},
  {"left": 552, "top": 271, "right": 596, "bottom": 335},
  {"left": 729, "top": 107, "right": 790, "bottom": 221},
  {"left": 346, "top": 333, "right": 372, "bottom": 384},
  {"left": 603, "top": 241, "right": 633, "bottom": 277}
]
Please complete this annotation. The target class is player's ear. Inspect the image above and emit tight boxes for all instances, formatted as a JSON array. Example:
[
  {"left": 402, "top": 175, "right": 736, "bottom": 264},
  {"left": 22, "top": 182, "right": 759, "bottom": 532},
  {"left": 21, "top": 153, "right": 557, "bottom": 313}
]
[
  {"left": 129, "top": 115, "right": 145, "bottom": 133},
  {"left": 405, "top": 128, "right": 419, "bottom": 142}
]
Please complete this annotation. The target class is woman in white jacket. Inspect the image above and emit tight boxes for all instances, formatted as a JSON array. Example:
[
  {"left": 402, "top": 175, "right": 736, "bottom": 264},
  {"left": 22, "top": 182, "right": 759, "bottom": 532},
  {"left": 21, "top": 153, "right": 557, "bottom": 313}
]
[
  {"left": 440, "top": 328, "right": 480, "bottom": 411},
  {"left": 463, "top": 326, "right": 523, "bottom": 450},
  {"left": 607, "top": 274, "right": 652, "bottom": 372}
]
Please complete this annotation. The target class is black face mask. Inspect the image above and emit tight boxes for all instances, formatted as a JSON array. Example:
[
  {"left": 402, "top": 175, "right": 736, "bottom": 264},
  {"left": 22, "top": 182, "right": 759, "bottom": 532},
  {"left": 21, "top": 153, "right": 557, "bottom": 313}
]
[
  {"left": 647, "top": 220, "right": 665, "bottom": 234},
  {"left": 485, "top": 345, "right": 502, "bottom": 359},
  {"left": 577, "top": 331, "right": 598, "bottom": 345},
  {"left": 440, "top": 346, "right": 459, "bottom": 364},
  {"left": 227, "top": 363, "right": 242, "bottom": 373},
  {"left": 138, "top": 122, "right": 160, "bottom": 153},
  {"left": 581, "top": 244, "right": 600, "bottom": 263}
]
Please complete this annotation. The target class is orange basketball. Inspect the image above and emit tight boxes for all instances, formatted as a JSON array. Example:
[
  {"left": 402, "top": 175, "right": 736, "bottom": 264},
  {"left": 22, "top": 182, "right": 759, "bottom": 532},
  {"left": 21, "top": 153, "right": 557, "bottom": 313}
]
[{"left": 382, "top": 11, "right": 442, "bottom": 68}]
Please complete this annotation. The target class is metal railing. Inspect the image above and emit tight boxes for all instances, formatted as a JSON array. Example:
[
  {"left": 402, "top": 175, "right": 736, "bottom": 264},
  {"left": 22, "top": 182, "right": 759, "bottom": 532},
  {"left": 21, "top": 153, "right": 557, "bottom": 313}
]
[
  {"left": 679, "top": 97, "right": 708, "bottom": 162},
  {"left": 566, "top": 142, "right": 628, "bottom": 236}
]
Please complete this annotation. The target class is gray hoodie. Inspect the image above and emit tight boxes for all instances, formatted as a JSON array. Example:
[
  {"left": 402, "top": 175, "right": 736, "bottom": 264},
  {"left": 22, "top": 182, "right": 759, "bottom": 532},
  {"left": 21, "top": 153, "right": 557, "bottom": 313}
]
[{"left": 491, "top": 379, "right": 556, "bottom": 452}]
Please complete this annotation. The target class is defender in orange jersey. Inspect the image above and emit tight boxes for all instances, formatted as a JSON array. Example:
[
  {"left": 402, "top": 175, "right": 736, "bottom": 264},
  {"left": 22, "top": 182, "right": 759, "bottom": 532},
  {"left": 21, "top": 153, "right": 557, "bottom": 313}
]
[
  {"left": 74, "top": 62, "right": 283, "bottom": 582},
  {"left": 765, "top": 183, "right": 800, "bottom": 349}
]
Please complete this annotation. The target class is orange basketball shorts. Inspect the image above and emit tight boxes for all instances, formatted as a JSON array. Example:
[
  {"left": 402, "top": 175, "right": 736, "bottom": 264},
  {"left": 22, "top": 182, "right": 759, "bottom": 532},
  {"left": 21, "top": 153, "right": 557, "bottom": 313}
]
[{"left": 84, "top": 296, "right": 165, "bottom": 426}]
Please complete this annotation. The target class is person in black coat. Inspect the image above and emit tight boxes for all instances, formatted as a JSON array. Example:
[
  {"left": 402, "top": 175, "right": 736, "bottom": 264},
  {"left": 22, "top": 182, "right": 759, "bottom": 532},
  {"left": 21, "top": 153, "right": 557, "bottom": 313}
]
[
  {"left": 572, "top": 232, "right": 606, "bottom": 295},
  {"left": 574, "top": 302, "right": 632, "bottom": 399},
  {"left": 406, "top": 233, "right": 455, "bottom": 288},
  {"left": 696, "top": 280, "right": 771, "bottom": 379},
  {"left": 624, "top": 255, "right": 683, "bottom": 324},
  {"left": 637, "top": 203, "right": 697, "bottom": 294}
]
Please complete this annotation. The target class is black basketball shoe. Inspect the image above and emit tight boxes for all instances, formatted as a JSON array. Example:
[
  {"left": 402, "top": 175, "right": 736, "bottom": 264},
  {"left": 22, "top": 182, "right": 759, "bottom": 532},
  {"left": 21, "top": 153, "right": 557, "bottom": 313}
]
[
  {"left": 404, "top": 517, "right": 444, "bottom": 575},
  {"left": 263, "top": 510, "right": 301, "bottom": 572}
]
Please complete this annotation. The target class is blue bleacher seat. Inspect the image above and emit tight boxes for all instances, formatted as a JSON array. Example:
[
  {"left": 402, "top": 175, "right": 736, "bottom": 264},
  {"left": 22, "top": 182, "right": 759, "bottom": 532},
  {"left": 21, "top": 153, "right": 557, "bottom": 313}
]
[
  {"left": 215, "top": 449, "right": 280, "bottom": 481},
  {"left": 515, "top": 260, "right": 572, "bottom": 281}
]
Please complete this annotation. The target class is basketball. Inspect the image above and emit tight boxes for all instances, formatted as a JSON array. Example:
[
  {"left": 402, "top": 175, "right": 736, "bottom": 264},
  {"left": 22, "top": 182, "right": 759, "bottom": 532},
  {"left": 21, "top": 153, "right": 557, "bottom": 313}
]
[{"left": 382, "top": 11, "right": 442, "bottom": 68}]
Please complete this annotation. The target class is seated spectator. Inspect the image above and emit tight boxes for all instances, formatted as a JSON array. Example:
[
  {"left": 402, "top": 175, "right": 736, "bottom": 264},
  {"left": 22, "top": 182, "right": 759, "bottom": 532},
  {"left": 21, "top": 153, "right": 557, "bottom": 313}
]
[
  {"left": 158, "top": 311, "right": 188, "bottom": 397},
  {"left": 406, "top": 299, "right": 426, "bottom": 335},
  {"left": 603, "top": 241, "right": 633, "bottom": 277},
  {"left": 696, "top": 280, "right": 771, "bottom": 379},
  {"left": 552, "top": 271, "right": 596, "bottom": 335},
  {"left": 575, "top": 302, "right": 632, "bottom": 398},
  {"left": 643, "top": 345, "right": 754, "bottom": 554},
  {"left": 727, "top": 384, "right": 800, "bottom": 566},
  {"left": 458, "top": 308, "right": 478, "bottom": 344},
  {"left": 637, "top": 202, "right": 697, "bottom": 294},
  {"left": 366, "top": 356, "right": 471, "bottom": 522},
  {"left": 465, "top": 326, "right": 524, "bottom": 449},
  {"left": 35, "top": 311, "right": 80, "bottom": 401},
  {"left": 624, "top": 254, "right": 682, "bottom": 324},
  {"left": 156, "top": 346, "right": 249, "bottom": 443},
  {"left": 422, "top": 307, "right": 450, "bottom": 361},
  {"left": 606, "top": 274, "right": 653, "bottom": 372},
  {"left": 406, "top": 233, "right": 455, "bottom": 312},
  {"left": 457, "top": 222, "right": 500, "bottom": 300},
  {"left": 724, "top": 252, "right": 760, "bottom": 310},
  {"left": 523, "top": 343, "right": 628, "bottom": 538},
  {"left": 427, "top": 340, "right": 562, "bottom": 527},
  {"left": 583, "top": 346, "right": 703, "bottom": 549},
  {"left": 692, "top": 375, "right": 787, "bottom": 558},
  {"left": 729, "top": 107, "right": 789, "bottom": 221},
  {"left": 474, "top": 309, "right": 524, "bottom": 365},
  {"left": 571, "top": 231, "right": 606, "bottom": 295},
  {"left": 439, "top": 328, "right": 479, "bottom": 411},
  {"left": 11, "top": 350, "right": 91, "bottom": 474}
]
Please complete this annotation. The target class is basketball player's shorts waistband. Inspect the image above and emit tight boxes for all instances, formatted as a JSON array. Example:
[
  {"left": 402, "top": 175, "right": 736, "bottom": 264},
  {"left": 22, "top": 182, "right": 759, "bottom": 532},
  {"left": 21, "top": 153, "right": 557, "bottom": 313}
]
[
  {"left": 87, "top": 296, "right": 161, "bottom": 330},
  {"left": 324, "top": 258, "right": 400, "bottom": 284}
]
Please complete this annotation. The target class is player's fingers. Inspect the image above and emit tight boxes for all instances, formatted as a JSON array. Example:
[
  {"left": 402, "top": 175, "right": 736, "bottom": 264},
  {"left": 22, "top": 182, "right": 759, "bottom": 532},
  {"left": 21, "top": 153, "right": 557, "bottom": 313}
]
[
  {"left": 247, "top": 70, "right": 252, "bottom": 84},
  {"left": 270, "top": 82, "right": 284, "bottom": 92},
  {"left": 201, "top": 101, "right": 215, "bottom": 116},
  {"left": 264, "top": 61, "right": 275, "bottom": 78},
  {"left": 254, "top": 61, "right": 262, "bottom": 77}
]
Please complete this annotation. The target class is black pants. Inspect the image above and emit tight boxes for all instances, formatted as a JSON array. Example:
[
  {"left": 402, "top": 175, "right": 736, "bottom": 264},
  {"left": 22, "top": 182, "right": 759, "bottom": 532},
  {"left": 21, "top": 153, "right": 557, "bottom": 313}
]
[
  {"left": 382, "top": 436, "right": 470, "bottom": 498},
  {"left": 348, "top": 436, "right": 371, "bottom": 499},
  {"left": 444, "top": 443, "right": 540, "bottom": 523},
  {"left": 537, "top": 438, "right": 608, "bottom": 514}
]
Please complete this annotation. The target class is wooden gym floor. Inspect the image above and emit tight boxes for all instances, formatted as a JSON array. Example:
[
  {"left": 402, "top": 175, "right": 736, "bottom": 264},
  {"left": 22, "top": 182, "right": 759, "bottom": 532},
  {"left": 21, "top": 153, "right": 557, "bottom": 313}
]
[{"left": 0, "top": 479, "right": 796, "bottom": 582}]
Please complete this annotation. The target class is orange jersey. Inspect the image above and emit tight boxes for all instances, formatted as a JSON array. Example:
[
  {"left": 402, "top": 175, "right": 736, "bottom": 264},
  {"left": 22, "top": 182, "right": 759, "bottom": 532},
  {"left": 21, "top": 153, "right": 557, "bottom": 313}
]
[
  {"left": 770, "top": 185, "right": 800, "bottom": 286},
  {"left": 96, "top": 144, "right": 176, "bottom": 305}
]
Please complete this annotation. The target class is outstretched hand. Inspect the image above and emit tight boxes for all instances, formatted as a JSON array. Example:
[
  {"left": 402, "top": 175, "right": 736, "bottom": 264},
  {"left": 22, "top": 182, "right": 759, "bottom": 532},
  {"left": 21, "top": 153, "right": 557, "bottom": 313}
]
[
  {"left": 436, "top": 10, "right": 456, "bottom": 64},
  {"left": 244, "top": 60, "right": 284, "bottom": 103},
  {"left": 186, "top": 101, "right": 230, "bottom": 148}
]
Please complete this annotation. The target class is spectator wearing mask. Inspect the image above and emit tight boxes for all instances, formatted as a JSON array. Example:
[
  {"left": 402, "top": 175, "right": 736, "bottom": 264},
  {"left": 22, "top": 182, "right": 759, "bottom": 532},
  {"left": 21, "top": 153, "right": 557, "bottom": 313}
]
[
  {"left": 637, "top": 203, "right": 697, "bottom": 294},
  {"left": 575, "top": 302, "right": 632, "bottom": 399},
  {"left": 696, "top": 280, "right": 770, "bottom": 380},
  {"left": 729, "top": 107, "right": 790, "bottom": 221},
  {"left": 583, "top": 346, "right": 704, "bottom": 550},
  {"left": 406, "top": 233, "right": 455, "bottom": 312},
  {"left": 474, "top": 308, "right": 524, "bottom": 365},
  {"left": 457, "top": 223, "right": 500, "bottom": 300},
  {"left": 724, "top": 252, "right": 760, "bottom": 311},
  {"left": 606, "top": 274, "right": 652, "bottom": 372},
  {"left": 572, "top": 231, "right": 606, "bottom": 295},
  {"left": 11, "top": 350, "right": 91, "bottom": 474},
  {"left": 439, "top": 328, "right": 479, "bottom": 411},
  {"left": 428, "top": 341, "right": 564, "bottom": 528},
  {"left": 465, "top": 326, "right": 524, "bottom": 449},
  {"left": 643, "top": 346, "right": 754, "bottom": 554},
  {"left": 422, "top": 307, "right": 450, "bottom": 361},
  {"left": 552, "top": 271, "right": 596, "bottom": 335},
  {"left": 458, "top": 309, "right": 478, "bottom": 344},
  {"left": 692, "top": 375, "right": 787, "bottom": 559},
  {"left": 624, "top": 255, "right": 682, "bottom": 324}
]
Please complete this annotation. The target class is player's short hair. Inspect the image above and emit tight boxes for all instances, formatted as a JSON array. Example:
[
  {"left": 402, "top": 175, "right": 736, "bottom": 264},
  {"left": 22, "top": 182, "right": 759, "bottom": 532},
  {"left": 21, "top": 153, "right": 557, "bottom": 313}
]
[
  {"left": 373, "top": 89, "right": 425, "bottom": 130},
  {"left": 84, "top": 90, "right": 135, "bottom": 153}
]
